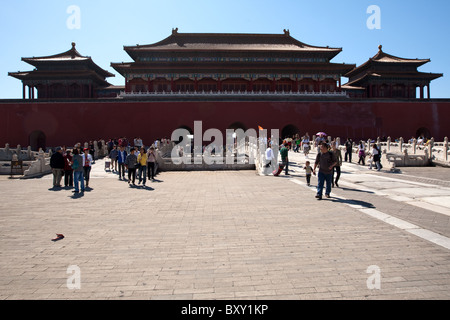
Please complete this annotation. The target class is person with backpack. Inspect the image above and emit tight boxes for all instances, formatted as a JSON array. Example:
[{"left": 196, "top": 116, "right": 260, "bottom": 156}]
[
  {"left": 357, "top": 141, "right": 366, "bottom": 165},
  {"left": 117, "top": 145, "right": 127, "bottom": 180},
  {"left": 82, "top": 148, "right": 93, "bottom": 188},
  {"left": 71, "top": 148, "right": 84, "bottom": 193},
  {"left": 50, "top": 147, "right": 65, "bottom": 188},
  {"left": 331, "top": 143, "right": 342, "bottom": 187},
  {"left": 344, "top": 138, "right": 353, "bottom": 162},
  {"left": 369, "top": 144, "right": 382, "bottom": 171},
  {"left": 313, "top": 142, "right": 338, "bottom": 200},
  {"left": 125, "top": 148, "right": 138, "bottom": 185}
]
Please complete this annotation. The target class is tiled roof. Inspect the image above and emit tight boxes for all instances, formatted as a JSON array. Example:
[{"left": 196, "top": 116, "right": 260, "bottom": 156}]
[{"left": 124, "top": 29, "right": 342, "bottom": 57}]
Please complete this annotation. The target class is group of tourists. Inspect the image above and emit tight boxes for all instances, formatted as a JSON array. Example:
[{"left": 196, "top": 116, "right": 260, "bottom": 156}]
[
  {"left": 271, "top": 134, "right": 387, "bottom": 201},
  {"left": 49, "top": 137, "right": 161, "bottom": 193},
  {"left": 49, "top": 144, "right": 94, "bottom": 193},
  {"left": 108, "top": 144, "right": 158, "bottom": 186}
]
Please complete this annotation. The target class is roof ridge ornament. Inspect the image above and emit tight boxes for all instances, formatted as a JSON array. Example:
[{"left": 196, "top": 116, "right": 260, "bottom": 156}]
[
  {"left": 71, "top": 42, "right": 76, "bottom": 59},
  {"left": 283, "top": 29, "right": 290, "bottom": 36},
  {"left": 378, "top": 44, "right": 382, "bottom": 52},
  {"left": 172, "top": 27, "right": 179, "bottom": 35}
]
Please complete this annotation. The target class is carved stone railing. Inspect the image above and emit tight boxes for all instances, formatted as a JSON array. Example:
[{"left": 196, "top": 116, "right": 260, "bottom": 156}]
[{"left": 119, "top": 90, "right": 348, "bottom": 98}]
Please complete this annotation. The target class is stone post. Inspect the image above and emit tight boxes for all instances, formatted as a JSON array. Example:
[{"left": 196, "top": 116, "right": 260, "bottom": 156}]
[
  {"left": 428, "top": 137, "right": 434, "bottom": 159},
  {"left": 27, "top": 146, "right": 32, "bottom": 160},
  {"left": 16, "top": 145, "right": 21, "bottom": 160},
  {"left": 387, "top": 136, "right": 391, "bottom": 152},
  {"left": 399, "top": 137, "right": 403, "bottom": 154},
  {"left": 38, "top": 149, "right": 45, "bottom": 173},
  {"left": 413, "top": 138, "right": 417, "bottom": 155},
  {"left": 443, "top": 137, "right": 449, "bottom": 162},
  {"left": 94, "top": 140, "right": 99, "bottom": 159}
]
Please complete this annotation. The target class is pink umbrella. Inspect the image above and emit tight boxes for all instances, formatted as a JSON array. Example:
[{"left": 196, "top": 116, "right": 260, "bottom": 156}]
[{"left": 316, "top": 132, "right": 327, "bottom": 136}]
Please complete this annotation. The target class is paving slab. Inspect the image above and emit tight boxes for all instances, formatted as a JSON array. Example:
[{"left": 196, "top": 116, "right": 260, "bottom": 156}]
[{"left": 0, "top": 155, "right": 449, "bottom": 300}]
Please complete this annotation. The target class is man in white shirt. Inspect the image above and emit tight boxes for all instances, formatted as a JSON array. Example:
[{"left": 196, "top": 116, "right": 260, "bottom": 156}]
[{"left": 264, "top": 146, "right": 274, "bottom": 168}]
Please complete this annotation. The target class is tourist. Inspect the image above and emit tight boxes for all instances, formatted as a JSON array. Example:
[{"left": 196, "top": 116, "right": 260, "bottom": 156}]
[
  {"left": 279, "top": 143, "right": 289, "bottom": 175},
  {"left": 303, "top": 161, "right": 313, "bottom": 186},
  {"left": 264, "top": 144, "right": 274, "bottom": 168},
  {"left": 125, "top": 148, "right": 138, "bottom": 185},
  {"left": 302, "top": 136, "right": 310, "bottom": 157},
  {"left": 88, "top": 141, "right": 95, "bottom": 164},
  {"left": 134, "top": 137, "right": 143, "bottom": 149},
  {"left": 63, "top": 149, "right": 74, "bottom": 187},
  {"left": 107, "top": 139, "right": 114, "bottom": 155},
  {"left": 294, "top": 136, "right": 301, "bottom": 152},
  {"left": 147, "top": 146, "right": 157, "bottom": 181},
  {"left": 369, "top": 144, "right": 382, "bottom": 171},
  {"left": 357, "top": 141, "right": 366, "bottom": 165},
  {"left": 50, "top": 147, "right": 65, "bottom": 188},
  {"left": 71, "top": 148, "right": 84, "bottom": 193},
  {"left": 331, "top": 143, "right": 342, "bottom": 187},
  {"left": 109, "top": 145, "right": 118, "bottom": 172},
  {"left": 315, "top": 135, "right": 325, "bottom": 153},
  {"left": 313, "top": 143, "right": 337, "bottom": 200},
  {"left": 137, "top": 147, "right": 148, "bottom": 186},
  {"left": 82, "top": 148, "right": 93, "bottom": 187},
  {"left": 117, "top": 146, "right": 127, "bottom": 180},
  {"left": 344, "top": 138, "right": 353, "bottom": 162}
]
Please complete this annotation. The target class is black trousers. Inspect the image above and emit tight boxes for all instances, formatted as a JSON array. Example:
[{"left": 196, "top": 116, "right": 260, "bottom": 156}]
[
  {"left": 83, "top": 166, "right": 91, "bottom": 184},
  {"left": 128, "top": 168, "right": 136, "bottom": 183},
  {"left": 147, "top": 162, "right": 156, "bottom": 179},
  {"left": 118, "top": 163, "right": 126, "bottom": 177},
  {"left": 345, "top": 150, "right": 352, "bottom": 162},
  {"left": 333, "top": 166, "right": 341, "bottom": 184},
  {"left": 64, "top": 170, "right": 73, "bottom": 187}
]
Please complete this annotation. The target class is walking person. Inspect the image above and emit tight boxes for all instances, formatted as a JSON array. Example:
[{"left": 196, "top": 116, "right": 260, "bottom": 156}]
[
  {"left": 147, "top": 146, "right": 157, "bottom": 181},
  {"left": 279, "top": 143, "right": 289, "bottom": 175},
  {"left": 117, "top": 146, "right": 127, "bottom": 180},
  {"left": 302, "top": 136, "right": 310, "bottom": 158},
  {"left": 357, "top": 141, "right": 366, "bottom": 165},
  {"left": 125, "top": 148, "right": 138, "bottom": 185},
  {"left": 331, "top": 143, "right": 342, "bottom": 187},
  {"left": 303, "top": 161, "right": 313, "bottom": 186},
  {"left": 369, "top": 144, "right": 382, "bottom": 171},
  {"left": 137, "top": 147, "right": 148, "bottom": 186},
  {"left": 71, "top": 149, "right": 84, "bottom": 193},
  {"left": 88, "top": 141, "right": 95, "bottom": 164},
  {"left": 63, "top": 149, "right": 74, "bottom": 187},
  {"left": 344, "top": 138, "right": 353, "bottom": 162},
  {"left": 313, "top": 143, "right": 337, "bottom": 200},
  {"left": 82, "top": 148, "right": 93, "bottom": 188},
  {"left": 264, "top": 144, "right": 274, "bottom": 168},
  {"left": 109, "top": 145, "right": 118, "bottom": 172},
  {"left": 50, "top": 147, "right": 65, "bottom": 188}
]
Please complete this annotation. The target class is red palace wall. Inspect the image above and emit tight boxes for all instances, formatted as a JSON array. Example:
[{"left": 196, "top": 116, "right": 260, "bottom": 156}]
[{"left": 0, "top": 99, "right": 449, "bottom": 149}]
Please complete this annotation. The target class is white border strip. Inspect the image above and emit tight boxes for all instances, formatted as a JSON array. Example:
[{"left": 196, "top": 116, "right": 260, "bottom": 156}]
[{"left": 290, "top": 179, "right": 450, "bottom": 250}]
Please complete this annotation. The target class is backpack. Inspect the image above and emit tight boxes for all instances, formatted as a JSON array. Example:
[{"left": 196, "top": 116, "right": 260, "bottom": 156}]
[{"left": 72, "top": 157, "right": 79, "bottom": 170}]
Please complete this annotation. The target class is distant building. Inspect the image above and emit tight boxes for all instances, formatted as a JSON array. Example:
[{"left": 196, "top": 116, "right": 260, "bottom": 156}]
[
  {"left": 343, "top": 45, "right": 442, "bottom": 99},
  {"left": 8, "top": 42, "right": 117, "bottom": 99},
  {"left": 2, "top": 30, "right": 449, "bottom": 149}
]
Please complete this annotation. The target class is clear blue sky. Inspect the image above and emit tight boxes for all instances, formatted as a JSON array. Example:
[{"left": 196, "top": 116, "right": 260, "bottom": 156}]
[{"left": 1, "top": 0, "right": 448, "bottom": 98}]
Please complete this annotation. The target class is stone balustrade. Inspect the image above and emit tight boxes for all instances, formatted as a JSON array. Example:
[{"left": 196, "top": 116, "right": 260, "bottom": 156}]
[{"left": 119, "top": 90, "right": 348, "bottom": 98}]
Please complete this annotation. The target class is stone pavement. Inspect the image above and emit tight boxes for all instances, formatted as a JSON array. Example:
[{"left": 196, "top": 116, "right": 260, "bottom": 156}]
[{"left": 0, "top": 152, "right": 449, "bottom": 300}]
